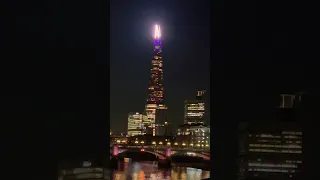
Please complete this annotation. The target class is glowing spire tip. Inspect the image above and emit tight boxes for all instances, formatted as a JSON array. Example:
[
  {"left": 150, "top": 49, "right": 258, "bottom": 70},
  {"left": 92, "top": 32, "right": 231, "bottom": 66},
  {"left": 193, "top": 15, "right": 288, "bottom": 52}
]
[{"left": 154, "top": 25, "right": 161, "bottom": 39}]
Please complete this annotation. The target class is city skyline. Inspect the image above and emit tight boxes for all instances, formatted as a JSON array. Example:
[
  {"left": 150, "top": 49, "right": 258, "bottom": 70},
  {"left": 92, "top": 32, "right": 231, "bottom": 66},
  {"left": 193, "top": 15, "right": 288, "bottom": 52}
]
[{"left": 110, "top": 1, "right": 210, "bottom": 134}]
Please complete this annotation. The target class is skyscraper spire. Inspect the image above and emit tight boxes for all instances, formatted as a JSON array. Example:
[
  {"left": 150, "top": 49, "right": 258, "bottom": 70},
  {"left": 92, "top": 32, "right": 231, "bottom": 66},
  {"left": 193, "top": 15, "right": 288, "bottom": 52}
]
[
  {"left": 153, "top": 25, "right": 162, "bottom": 54},
  {"left": 154, "top": 25, "right": 161, "bottom": 39}
]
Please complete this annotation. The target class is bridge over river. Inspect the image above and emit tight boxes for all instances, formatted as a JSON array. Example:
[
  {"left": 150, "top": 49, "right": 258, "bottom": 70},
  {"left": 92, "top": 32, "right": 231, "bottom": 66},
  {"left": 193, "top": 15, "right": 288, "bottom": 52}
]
[{"left": 110, "top": 145, "right": 210, "bottom": 160}]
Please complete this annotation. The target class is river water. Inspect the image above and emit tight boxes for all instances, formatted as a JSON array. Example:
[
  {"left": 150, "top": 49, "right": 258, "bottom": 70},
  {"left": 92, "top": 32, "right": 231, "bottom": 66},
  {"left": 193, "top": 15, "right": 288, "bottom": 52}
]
[{"left": 111, "top": 161, "right": 210, "bottom": 180}]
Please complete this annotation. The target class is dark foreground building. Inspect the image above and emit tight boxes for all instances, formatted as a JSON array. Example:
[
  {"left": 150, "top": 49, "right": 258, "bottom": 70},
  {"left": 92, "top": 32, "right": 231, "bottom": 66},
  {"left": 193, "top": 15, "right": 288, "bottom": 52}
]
[
  {"left": 238, "top": 122, "right": 303, "bottom": 180},
  {"left": 238, "top": 93, "right": 304, "bottom": 180}
]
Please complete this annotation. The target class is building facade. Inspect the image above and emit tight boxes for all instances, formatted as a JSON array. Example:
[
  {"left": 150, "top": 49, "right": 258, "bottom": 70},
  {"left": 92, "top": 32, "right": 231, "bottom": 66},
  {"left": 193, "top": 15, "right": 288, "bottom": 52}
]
[
  {"left": 176, "top": 123, "right": 210, "bottom": 148},
  {"left": 238, "top": 122, "right": 303, "bottom": 180},
  {"left": 127, "top": 112, "right": 145, "bottom": 137},
  {"left": 238, "top": 93, "right": 304, "bottom": 180},
  {"left": 144, "top": 25, "right": 168, "bottom": 136},
  {"left": 154, "top": 105, "right": 168, "bottom": 136},
  {"left": 184, "top": 90, "right": 206, "bottom": 124},
  {"left": 279, "top": 93, "right": 301, "bottom": 109}
]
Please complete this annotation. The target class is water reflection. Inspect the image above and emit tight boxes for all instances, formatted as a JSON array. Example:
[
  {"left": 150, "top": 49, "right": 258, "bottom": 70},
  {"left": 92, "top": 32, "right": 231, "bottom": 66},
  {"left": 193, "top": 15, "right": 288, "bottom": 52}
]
[{"left": 112, "top": 161, "right": 210, "bottom": 180}]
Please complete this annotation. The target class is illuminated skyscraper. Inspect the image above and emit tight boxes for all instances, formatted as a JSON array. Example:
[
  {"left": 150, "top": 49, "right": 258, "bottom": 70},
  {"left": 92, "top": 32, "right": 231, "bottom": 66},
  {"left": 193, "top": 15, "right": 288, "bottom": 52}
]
[
  {"left": 184, "top": 90, "right": 206, "bottom": 124},
  {"left": 127, "top": 112, "right": 146, "bottom": 137},
  {"left": 144, "top": 25, "right": 167, "bottom": 136}
]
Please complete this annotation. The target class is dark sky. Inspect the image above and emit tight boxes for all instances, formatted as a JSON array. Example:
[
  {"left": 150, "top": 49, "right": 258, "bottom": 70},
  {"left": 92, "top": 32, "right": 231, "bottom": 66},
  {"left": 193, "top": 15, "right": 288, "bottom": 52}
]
[{"left": 110, "top": 0, "right": 211, "bottom": 134}]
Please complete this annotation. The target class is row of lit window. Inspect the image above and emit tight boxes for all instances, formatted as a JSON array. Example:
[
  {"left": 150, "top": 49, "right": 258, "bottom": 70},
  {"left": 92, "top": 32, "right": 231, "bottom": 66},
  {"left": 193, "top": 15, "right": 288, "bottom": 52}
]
[
  {"left": 286, "top": 160, "right": 302, "bottom": 163},
  {"left": 128, "top": 116, "right": 143, "bottom": 120},
  {"left": 151, "top": 63, "right": 160, "bottom": 67},
  {"left": 248, "top": 168, "right": 295, "bottom": 173},
  {"left": 282, "top": 131, "right": 302, "bottom": 135},
  {"left": 187, "top": 112, "right": 204, "bottom": 117},
  {"left": 284, "top": 135, "right": 301, "bottom": 139},
  {"left": 178, "top": 128, "right": 209, "bottom": 133},
  {"left": 128, "top": 122, "right": 143, "bottom": 125},
  {"left": 248, "top": 163, "right": 297, "bottom": 168},
  {"left": 256, "top": 140, "right": 302, "bottom": 144},
  {"left": 177, "top": 131, "right": 208, "bottom": 136},
  {"left": 257, "top": 139, "right": 281, "bottom": 143},
  {"left": 127, "top": 131, "right": 142, "bottom": 134},
  {"left": 127, "top": 127, "right": 143, "bottom": 131},
  {"left": 249, "top": 134, "right": 302, "bottom": 139},
  {"left": 128, "top": 120, "right": 142, "bottom": 127},
  {"left": 249, "top": 134, "right": 281, "bottom": 138},
  {"left": 187, "top": 107, "right": 205, "bottom": 111},
  {"left": 146, "top": 104, "right": 157, "bottom": 108},
  {"left": 286, "top": 140, "right": 302, "bottom": 144},
  {"left": 248, "top": 159, "right": 302, "bottom": 164},
  {"left": 249, "top": 144, "right": 302, "bottom": 148},
  {"left": 249, "top": 149, "right": 302, "bottom": 154},
  {"left": 188, "top": 103, "right": 204, "bottom": 106}
]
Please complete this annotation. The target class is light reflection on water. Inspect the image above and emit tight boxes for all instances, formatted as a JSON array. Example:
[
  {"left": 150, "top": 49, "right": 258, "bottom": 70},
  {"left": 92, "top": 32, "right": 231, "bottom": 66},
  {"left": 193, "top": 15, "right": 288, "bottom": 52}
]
[{"left": 112, "top": 161, "right": 210, "bottom": 180}]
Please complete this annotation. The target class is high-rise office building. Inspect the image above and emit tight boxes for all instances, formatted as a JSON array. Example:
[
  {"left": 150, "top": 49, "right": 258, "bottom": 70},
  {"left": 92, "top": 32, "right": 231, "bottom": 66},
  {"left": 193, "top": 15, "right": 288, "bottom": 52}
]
[
  {"left": 279, "top": 93, "right": 301, "bottom": 109},
  {"left": 127, "top": 112, "right": 145, "bottom": 137},
  {"left": 277, "top": 93, "right": 302, "bottom": 122},
  {"left": 176, "top": 123, "right": 210, "bottom": 148},
  {"left": 196, "top": 90, "right": 206, "bottom": 100},
  {"left": 144, "top": 25, "right": 167, "bottom": 136},
  {"left": 184, "top": 90, "right": 206, "bottom": 124},
  {"left": 155, "top": 104, "right": 167, "bottom": 136}
]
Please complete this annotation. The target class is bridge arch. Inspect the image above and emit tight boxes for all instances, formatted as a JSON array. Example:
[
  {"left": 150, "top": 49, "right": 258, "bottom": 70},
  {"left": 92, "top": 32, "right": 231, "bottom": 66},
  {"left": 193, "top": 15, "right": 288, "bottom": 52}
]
[{"left": 111, "top": 148, "right": 167, "bottom": 160}]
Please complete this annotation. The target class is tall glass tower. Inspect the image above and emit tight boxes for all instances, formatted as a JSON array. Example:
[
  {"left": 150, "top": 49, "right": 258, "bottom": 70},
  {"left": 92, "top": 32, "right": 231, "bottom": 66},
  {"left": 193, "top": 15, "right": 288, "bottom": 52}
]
[{"left": 144, "top": 25, "right": 167, "bottom": 136}]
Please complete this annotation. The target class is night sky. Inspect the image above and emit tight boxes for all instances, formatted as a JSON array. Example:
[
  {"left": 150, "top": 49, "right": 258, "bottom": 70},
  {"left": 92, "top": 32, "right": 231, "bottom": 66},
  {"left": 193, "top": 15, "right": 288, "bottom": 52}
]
[{"left": 110, "top": 0, "right": 211, "bottom": 134}]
